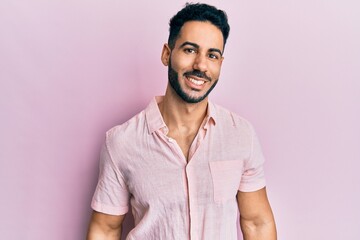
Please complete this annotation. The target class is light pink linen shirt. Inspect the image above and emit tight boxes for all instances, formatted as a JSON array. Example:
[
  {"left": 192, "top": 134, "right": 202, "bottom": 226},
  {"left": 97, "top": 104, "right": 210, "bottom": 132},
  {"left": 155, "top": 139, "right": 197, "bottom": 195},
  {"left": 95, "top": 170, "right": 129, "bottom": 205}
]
[{"left": 91, "top": 96, "right": 266, "bottom": 240}]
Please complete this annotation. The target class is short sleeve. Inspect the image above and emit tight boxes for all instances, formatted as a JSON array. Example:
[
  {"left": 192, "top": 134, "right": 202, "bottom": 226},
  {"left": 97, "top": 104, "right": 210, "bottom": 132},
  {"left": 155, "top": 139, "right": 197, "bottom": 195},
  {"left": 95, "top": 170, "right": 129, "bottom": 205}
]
[
  {"left": 91, "top": 143, "right": 130, "bottom": 215},
  {"left": 238, "top": 127, "right": 266, "bottom": 192}
]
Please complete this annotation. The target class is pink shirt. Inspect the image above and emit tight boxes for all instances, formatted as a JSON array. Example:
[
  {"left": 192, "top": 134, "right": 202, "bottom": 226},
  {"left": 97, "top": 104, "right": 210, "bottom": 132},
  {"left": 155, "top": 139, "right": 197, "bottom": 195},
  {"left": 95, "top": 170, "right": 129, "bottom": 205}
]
[{"left": 91, "top": 96, "right": 266, "bottom": 239}]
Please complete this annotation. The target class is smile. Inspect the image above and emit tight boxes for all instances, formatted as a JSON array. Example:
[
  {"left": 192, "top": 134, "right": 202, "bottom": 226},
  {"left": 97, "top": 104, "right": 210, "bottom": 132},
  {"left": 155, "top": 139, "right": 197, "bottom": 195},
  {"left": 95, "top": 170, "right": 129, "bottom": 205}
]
[{"left": 187, "top": 77, "right": 206, "bottom": 86}]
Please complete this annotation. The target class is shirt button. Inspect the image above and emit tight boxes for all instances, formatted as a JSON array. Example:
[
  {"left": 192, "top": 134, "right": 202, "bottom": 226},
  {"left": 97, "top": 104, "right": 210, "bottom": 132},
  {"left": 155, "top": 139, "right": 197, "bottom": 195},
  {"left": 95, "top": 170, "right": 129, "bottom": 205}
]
[
  {"left": 168, "top": 138, "right": 174, "bottom": 143},
  {"left": 161, "top": 127, "right": 168, "bottom": 134}
]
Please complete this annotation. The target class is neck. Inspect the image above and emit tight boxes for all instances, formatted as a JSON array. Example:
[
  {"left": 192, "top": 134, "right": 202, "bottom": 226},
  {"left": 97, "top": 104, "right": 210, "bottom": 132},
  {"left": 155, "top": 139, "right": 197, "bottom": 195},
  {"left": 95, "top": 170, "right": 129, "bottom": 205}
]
[{"left": 159, "top": 85, "right": 208, "bottom": 133}]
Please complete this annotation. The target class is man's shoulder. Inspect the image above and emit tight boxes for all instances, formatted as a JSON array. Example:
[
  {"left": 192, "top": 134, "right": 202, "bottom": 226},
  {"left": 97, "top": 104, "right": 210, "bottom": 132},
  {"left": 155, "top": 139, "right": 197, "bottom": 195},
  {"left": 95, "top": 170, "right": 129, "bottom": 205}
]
[
  {"left": 103, "top": 97, "right": 162, "bottom": 147},
  {"left": 211, "top": 102, "right": 254, "bottom": 131},
  {"left": 105, "top": 109, "right": 148, "bottom": 143}
]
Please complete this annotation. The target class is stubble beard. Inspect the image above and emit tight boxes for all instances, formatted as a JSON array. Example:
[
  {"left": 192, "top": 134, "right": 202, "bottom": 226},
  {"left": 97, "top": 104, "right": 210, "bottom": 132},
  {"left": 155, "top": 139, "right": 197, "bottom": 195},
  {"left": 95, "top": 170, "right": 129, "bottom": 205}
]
[{"left": 168, "top": 62, "right": 218, "bottom": 104}]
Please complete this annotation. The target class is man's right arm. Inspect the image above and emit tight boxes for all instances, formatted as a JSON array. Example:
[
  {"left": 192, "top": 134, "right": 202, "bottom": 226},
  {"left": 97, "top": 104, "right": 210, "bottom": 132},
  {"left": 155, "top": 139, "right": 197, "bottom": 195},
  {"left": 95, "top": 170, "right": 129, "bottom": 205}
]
[{"left": 86, "top": 210, "right": 126, "bottom": 240}]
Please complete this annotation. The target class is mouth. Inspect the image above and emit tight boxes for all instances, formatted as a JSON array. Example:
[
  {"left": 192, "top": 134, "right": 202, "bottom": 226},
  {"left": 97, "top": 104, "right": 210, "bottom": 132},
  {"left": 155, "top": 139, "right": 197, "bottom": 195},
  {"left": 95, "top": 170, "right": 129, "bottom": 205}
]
[{"left": 187, "top": 76, "right": 206, "bottom": 86}]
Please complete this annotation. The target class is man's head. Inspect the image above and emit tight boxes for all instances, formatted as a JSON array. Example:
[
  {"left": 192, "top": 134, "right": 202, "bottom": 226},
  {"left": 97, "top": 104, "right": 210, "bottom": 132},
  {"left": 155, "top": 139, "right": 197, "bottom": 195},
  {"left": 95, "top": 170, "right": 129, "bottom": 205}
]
[{"left": 162, "top": 3, "right": 230, "bottom": 104}]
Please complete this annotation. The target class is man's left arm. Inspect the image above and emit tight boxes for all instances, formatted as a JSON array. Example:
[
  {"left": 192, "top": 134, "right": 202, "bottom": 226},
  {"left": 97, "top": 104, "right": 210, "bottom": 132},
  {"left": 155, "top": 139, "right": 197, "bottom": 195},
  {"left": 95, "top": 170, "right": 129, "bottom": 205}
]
[{"left": 237, "top": 187, "right": 277, "bottom": 240}]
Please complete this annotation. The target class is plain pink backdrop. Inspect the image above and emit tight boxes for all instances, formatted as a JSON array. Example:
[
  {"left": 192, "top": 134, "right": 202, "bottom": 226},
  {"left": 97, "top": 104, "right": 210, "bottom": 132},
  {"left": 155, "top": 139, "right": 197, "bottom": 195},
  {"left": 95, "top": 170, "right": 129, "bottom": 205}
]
[{"left": 1, "top": 0, "right": 359, "bottom": 239}]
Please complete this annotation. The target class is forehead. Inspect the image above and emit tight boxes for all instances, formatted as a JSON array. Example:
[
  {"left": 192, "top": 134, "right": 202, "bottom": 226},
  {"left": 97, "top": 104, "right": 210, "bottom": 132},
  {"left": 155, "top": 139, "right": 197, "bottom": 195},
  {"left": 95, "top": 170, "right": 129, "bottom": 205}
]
[{"left": 176, "top": 21, "right": 224, "bottom": 51}]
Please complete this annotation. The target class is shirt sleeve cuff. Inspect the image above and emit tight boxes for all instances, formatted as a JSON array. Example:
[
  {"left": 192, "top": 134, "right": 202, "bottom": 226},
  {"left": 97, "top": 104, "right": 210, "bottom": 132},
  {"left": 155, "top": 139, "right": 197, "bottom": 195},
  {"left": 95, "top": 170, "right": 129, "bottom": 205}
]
[
  {"left": 91, "top": 200, "right": 129, "bottom": 216},
  {"left": 238, "top": 179, "right": 266, "bottom": 192}
]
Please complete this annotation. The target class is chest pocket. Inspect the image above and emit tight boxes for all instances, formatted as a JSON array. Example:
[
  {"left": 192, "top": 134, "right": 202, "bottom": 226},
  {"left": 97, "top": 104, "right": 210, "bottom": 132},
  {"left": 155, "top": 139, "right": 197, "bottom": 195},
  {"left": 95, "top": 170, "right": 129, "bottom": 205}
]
[{"left": 209, "top": 160, "right": 244, "bottom": 204}]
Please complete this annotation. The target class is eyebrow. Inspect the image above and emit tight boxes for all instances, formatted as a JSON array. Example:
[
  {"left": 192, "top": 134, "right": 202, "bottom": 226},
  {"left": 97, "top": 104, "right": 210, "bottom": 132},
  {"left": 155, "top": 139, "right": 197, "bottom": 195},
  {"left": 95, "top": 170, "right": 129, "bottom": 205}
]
[
  {"left": 179, "top": 41, "right": 223, "bottom": 56},
  {"left": 209, "top": 48, "right": 223, "bottom": 56}
]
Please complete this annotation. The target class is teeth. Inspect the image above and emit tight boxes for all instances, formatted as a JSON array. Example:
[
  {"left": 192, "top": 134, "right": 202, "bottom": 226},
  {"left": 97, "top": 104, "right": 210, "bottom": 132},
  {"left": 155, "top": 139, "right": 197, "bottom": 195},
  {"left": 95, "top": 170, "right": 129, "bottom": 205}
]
[{"left": 188, "top": 77, "right": 205, "bottom": 86}]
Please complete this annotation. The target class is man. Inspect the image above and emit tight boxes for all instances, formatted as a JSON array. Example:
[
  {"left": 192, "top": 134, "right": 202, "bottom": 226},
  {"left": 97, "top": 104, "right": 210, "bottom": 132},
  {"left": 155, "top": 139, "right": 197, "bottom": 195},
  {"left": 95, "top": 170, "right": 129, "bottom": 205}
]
[{"left": 87, "top": 3, "right": 276, "bottom": 240}]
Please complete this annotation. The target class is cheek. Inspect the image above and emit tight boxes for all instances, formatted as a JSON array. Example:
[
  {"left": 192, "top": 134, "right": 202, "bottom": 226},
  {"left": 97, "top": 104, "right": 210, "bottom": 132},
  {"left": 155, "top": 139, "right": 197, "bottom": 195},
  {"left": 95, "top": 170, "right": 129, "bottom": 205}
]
[
  {"left": 210, "top": 63, "right": 222, "bottom": 77},
  {"left": 171, "top": 55, "right": 195, "bottom": 71}
]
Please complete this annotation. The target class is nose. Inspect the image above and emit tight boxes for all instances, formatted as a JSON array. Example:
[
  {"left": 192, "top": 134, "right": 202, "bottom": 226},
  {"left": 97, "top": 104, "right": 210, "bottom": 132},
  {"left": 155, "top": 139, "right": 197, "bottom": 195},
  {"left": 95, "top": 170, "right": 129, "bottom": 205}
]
[{"left": 193, "top": 53, "right": 207, "bottom": 73}]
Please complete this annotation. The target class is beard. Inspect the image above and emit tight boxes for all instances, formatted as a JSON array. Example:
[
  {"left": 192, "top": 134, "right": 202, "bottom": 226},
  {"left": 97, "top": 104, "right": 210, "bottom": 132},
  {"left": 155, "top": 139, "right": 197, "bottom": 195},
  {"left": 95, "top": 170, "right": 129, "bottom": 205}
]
[{"left": 168, "top": 62, "right": 218, "bottom": 104}]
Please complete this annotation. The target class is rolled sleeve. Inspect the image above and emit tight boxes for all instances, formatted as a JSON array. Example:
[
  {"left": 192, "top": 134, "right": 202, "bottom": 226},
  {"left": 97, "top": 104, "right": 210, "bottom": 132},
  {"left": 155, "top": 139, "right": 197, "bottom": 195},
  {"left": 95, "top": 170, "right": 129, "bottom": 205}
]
[
  {"left": 238, "top": 128, "right": 266, "bottom": 192},
  {"left": 91, "top": 143, "right": 130, "bottom": 215}
]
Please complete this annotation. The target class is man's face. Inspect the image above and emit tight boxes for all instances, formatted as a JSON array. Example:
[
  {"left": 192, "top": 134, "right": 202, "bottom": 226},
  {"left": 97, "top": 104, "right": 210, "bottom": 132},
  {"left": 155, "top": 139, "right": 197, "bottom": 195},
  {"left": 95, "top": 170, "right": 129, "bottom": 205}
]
[{"left": 163, "top": 21, "right": 224, "bottom": 103}]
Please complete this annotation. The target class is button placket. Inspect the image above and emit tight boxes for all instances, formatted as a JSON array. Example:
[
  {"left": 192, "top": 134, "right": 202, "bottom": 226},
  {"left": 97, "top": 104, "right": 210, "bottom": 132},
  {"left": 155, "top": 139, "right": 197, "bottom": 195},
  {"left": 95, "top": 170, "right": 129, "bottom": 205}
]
[{"left": 186, "top": 166, "right": 199, "bottom": 240}]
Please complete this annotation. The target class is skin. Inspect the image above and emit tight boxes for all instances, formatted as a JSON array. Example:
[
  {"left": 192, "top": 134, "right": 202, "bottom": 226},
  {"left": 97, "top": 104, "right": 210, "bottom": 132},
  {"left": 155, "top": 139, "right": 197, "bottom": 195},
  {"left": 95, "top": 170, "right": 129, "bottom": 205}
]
[
  {"left": 86, "top": 211, "right": 125, "bottom": 240},
  {"left": 87, "top": 20, "right": 277, "bottom": 239},
  {"left": 237, "top": 188, "right": 277, "bottom": 239}
]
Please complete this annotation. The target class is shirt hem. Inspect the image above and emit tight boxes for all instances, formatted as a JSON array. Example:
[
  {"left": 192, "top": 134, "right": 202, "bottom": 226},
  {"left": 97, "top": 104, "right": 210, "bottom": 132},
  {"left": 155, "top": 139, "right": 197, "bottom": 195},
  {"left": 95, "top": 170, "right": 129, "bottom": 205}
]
[
  {"left": 91, "top": 201, "right": 129, "bottom": 216},
  {"left": 238, "top": 181, "right": 266, "bottom": 192}
]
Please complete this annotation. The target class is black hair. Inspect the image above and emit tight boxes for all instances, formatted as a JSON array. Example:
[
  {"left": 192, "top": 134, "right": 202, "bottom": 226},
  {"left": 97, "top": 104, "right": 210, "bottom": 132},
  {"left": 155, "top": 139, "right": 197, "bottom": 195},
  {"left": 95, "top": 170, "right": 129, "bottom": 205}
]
[{"left": 168, "top": 3, "right": 230, "bottom": 50}]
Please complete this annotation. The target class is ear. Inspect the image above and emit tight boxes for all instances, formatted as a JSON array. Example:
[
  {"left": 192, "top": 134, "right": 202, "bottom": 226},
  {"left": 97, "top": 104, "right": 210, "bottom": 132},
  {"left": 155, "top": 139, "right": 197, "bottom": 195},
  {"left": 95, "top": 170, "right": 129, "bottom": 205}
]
[
  {"left": 220, "top": 56, "right": 224, "bottom": 66},
  {"left": 161, "top": 43, "right": 171, "bottom": 66}
]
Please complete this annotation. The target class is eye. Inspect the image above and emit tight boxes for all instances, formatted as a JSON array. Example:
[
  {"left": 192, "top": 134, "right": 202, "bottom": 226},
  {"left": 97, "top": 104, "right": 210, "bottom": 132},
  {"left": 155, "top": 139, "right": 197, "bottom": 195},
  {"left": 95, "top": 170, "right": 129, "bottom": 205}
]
[
  {"left": 208, "top": 53, "right": 220, "bottom": 60},
  {"left": 184, "top": 48, "right": 196, "bottom": 54}
]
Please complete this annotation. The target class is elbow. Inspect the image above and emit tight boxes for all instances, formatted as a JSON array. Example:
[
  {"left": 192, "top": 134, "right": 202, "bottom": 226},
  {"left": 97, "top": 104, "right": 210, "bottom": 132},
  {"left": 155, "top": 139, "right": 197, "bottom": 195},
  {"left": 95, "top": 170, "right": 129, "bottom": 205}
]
[{"left": 240, "top": 216, "right": 277, "bottom": 239}]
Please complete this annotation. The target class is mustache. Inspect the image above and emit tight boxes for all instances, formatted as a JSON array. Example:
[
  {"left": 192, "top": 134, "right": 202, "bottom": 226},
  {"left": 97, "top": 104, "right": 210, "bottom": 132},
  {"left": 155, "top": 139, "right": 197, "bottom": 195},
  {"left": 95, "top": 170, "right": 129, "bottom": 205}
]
[{"left": 184, "top": 70, "right": 211, "bottom": 82}]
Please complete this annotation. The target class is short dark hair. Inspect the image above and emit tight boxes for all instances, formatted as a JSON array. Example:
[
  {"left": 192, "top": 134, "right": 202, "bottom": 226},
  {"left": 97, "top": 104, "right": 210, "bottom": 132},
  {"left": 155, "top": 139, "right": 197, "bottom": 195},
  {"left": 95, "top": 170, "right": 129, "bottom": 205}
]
[{"left": 168, "top": 3, "right": 230, "bottom": 49}]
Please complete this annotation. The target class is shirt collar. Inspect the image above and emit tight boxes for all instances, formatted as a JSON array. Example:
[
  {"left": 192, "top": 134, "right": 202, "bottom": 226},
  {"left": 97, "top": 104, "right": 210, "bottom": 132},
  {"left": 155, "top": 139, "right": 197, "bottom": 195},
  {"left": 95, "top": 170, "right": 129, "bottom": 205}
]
[
  {"left": 145, "top": 96, "right": 217, "bottom": 134},
  {"left": 205, "top": 100, "right": 217, "bottom": 129},
  {"left": 145, "top": 96, "right": 167, "bottom": 134}
]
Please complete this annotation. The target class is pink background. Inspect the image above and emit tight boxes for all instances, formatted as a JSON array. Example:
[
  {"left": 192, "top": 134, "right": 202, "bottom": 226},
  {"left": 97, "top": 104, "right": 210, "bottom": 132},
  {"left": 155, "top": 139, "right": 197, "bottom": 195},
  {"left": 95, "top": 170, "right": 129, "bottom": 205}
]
[{"left": 1, "top": 0, "right": 359, "bottom": 239}]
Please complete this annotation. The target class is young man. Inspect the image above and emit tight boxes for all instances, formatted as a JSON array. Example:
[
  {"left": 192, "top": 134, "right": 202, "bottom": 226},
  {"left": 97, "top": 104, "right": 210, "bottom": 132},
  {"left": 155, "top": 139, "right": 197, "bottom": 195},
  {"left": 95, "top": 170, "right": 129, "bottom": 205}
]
[{"left": 87, "top": 3, "right": 276, "bottom": 240}]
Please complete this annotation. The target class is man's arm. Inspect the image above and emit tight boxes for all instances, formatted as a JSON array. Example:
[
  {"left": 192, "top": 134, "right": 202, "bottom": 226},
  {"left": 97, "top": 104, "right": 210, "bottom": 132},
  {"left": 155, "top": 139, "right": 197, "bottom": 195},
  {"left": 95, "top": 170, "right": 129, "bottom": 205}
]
[
  {"left": 86, "top": 210, "right": 126, "bottom": 240},
  {"left": 237, "top": 187, "right": 277, "bottom": 240}
]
